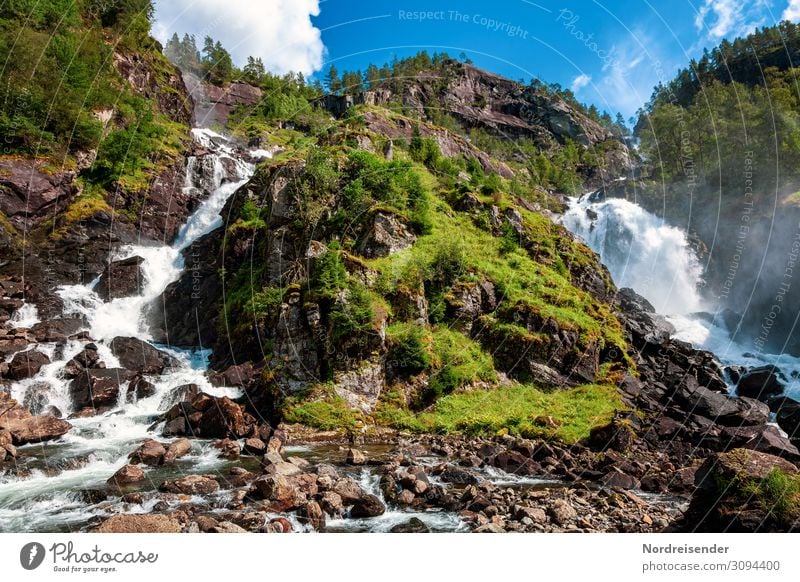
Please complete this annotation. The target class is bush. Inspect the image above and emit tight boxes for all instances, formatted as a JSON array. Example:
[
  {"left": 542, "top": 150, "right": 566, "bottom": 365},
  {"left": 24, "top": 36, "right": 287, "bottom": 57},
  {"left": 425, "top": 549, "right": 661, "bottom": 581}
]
[{"left": 387, "top": 323, "right": 432, "bottom": 375}]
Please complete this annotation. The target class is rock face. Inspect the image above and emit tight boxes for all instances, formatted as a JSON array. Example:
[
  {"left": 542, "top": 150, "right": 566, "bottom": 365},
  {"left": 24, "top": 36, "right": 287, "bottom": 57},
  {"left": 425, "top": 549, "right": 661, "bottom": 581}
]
[
  {"left": 95, "top": 257, "right": 144, "bottom": 301},
  {"left": 0, "top": 158, "right": 79, "bottom": 232},
  {"left": 109, "top": 337, "right": 178, "bottom": 375},
  {"left": 358, "top": 212, "right": 416, "bottom": 258},
  {"left": 184, "top": 72, "right": 263, "bottom": 128}
]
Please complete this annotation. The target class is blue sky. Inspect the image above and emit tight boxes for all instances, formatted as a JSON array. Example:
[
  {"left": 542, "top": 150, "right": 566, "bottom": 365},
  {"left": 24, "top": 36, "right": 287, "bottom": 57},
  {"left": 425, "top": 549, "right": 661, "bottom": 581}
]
[{"left": 155, "top": 0, "right": 800, "bottom": 118}]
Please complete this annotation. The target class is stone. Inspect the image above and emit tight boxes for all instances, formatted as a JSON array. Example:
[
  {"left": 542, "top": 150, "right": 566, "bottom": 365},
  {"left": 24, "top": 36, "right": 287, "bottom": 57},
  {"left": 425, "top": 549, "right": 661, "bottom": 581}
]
[
  {"left": 214, "top": 438, "right": 240, "bottom": 459},
  {"left": 346, "top": 448, "right": 366, "bottom": 465},
  {"left": 332, "top": 476, "right": 366, "bottom": 504},
  {"left": 160, "top": 475, "right": 219, "bottom": 495},
  {"left": 549, "top": 499, "right": 577, "bottom": 525},
  {"left": 390, "top": 517, "right": 431, "bottom": 533},
  {"left": 350, "top": 494, "right": 386, "bottom": 518},
  {"left": 695, "top": 449, "right": 798, "bottom": 490},
  {"left": 211, "top": 521, "right": 247, "bottom": 533},
  {"left": 69, "top": 368, "right": 135, "bottom": 410},
  {"left": 243, "top": 437, "right": 266, "bottom": 456},
  {"left": 164, "top": 438, "right": 192, "bottom": 463},
  {"left": 64, "top": 345, "right": 102, "bottom": 378},
  {"left": 91, "top": 514, "right": 183, "bottom": 533},
  {"left": 737, "top": 365, "right": 786, "bottom": 400},
  {"left": 6, "top": 350, "right": 50, "bottom": 380},
  {"left": 250, "top": 475, "right": 300, "bottom": 511},
  {"left": 197, "top": 396, "right": 252, "bottom": 438},
  {"left": 358, "top": 212, "right": 417, "bottom": 258},
  {"left": 95, "top": 256, "right": 145, "bottom": 301},
  {"left": 300, "top": 500, "right": 326, "bottom": 530},
  {"left": 320, "top": 491, "right": 344, "bottom": 517},
  {"left": 1, "top": 415, "right": 72, "bottom": 445},
  {"left": 127, "top": 376, "right": 156, "bottom": 403},
  {"left": 107, "top": 464, "right": 145, "bottom": 486},
  {"left": 514, "top": 506, "right": 547, "bottom": 524},
  {"left": 110, "top": 337, "right": 178, "bottom": 375},
  {"left": 129, "top": 439, "right": 166, "bottom": 466},
  {"left": 769, "top": 396, "right": 800, "bottom": 440}
]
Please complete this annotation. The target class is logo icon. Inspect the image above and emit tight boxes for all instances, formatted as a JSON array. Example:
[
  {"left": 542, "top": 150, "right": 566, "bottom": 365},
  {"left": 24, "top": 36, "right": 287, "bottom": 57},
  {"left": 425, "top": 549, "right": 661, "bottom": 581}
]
[{"left": 20, "top": 542, "right": 46, "bottom": 570}]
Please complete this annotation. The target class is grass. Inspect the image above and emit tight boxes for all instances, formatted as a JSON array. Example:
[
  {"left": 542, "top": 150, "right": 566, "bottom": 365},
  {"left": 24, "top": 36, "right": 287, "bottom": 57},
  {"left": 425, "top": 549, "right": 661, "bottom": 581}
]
[
  {"left": 369, "top": 164, "right": 626, "bottom": 352},
  {"left": 282, "top": 385, "right": 362, "bottom": 431},
  {"left": 741, "top": 468, "right": 800, "bottom": 526},
  {"left": 376, "top": 383, "right": 622, "bottom": 444},
  {"left": 49, "top": 183, "right": 113, "bottom": 239}
]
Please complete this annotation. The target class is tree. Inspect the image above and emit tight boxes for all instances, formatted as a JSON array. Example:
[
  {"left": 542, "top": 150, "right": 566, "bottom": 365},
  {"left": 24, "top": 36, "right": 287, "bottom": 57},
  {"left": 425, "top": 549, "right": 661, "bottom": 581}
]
[
  {"left": 201, "top": 36, "right": 234, "bottom": 85},
  {"left": 325, "top": 64, "right": 342, "bottom": 94},
  {"left": 243, "top": 56, "right": 266, "bottom": 84}
]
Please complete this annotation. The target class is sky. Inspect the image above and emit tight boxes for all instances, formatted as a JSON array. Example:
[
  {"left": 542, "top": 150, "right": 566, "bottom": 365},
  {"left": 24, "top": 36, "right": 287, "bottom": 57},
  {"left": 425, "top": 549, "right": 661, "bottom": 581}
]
[{"left": 153, "top": 0, "right": 800, "bottom": 119}]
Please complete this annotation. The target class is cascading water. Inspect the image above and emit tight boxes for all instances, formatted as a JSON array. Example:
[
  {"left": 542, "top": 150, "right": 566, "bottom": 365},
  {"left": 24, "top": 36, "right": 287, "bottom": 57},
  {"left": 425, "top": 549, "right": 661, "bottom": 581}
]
[
  {"left": 0, "top": 128, "right": 269, "bottom": 532},
  {"left": 561, "top": 193, "right": 800, "bottom": 400},
  {"left": 561, "top": 195, "right": 705, "bottom": 315}
]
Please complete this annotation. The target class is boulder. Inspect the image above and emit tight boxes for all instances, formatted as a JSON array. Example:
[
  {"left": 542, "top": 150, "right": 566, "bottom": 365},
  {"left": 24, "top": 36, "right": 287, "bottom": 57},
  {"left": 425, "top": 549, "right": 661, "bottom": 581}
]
[
  {"left": 164, "top": 438, "right": 192, "bottom": 463},
  {"left": 695, "top": 449, "right": 798, "bottom": 491},
  {"left": 64, "top": 344, "right": 103, "bottom": 378},
  {"left": 243, "top": 438, "right": 266, "bottom": 456},
  {"left": 30, "top": 318, "right": 84, "bottom": 343},
  {"left": 158, "top": 383, "right": 200, "bottom": 410},
  {"left": 736, "top": 365, "right": 786, "bottom": 400},
  {"left": 390, "top": 517, "right": 431, "bottom": 533},
  {"left": 346, "top": 448, "right": 366, "bottom": 465},
  {"left": 300, "top": 500, "right": 326, "bottom": 530},
  {"left": 6, "top": 350, "right": 50, "bottom": 380},
  {"left": 250, "top": 474, "right": 300, "bottom": 511},
  {"left": 208, "top": 362, "right": 256, "bottom": 388},
  {"left": 721, "top": 425, "right": 800, "bottom": 461},
  {"left": 196, "top": 396, "right": 252, "bottom": 438},
  {"left": 1, "top": 415, "right": 71, "bottom": 445},
  {"left": 110, "top": 337, "right": 178, "bottom": 375},
  {"left": 261, "top": 452, "right": 302, "bottom": 477},
  {"left": 160, "top": 475, "right": 219, "bottom": 495},
  {"left": 91, "top": 514, "right": 182, "bottom": 533},
  {"left": 127, "top": 376, "right": 156, "bottom": 403},
  {"left": 769, "top": 396, "right": 800, "bottom": 440},
  {"left": 350, "top": 494, "right": 386, "bottom": 518},
  {"left": 94, "top": 256, "right": 144, "bottom": 301},
  {"left": 674, "top": 377, "right": 769, "bottom": 426},
  {"left": 69, "top": 368, "right": 135, "bottom": 410},
  {"left": 107, "top": 464, "right": 145, "bottom": 487},
  {"left": 214, "top": 438, "right": 240, "bottom": 459},
  {"left": 129, "top": 439, "right": 167, "bottom": 466},
  {"left": 549, "top": 499, "right": 577, "bottom": 525},
  {"left": 332, "top": 476, "right": 366, "bottom": 504}
]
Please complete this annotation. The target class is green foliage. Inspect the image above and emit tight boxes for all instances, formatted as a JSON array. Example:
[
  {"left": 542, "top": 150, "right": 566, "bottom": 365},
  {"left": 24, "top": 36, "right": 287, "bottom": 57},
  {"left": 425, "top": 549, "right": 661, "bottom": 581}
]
[
  {"left": 386, "top": 323, "right": 432, "bottom": 375},
  {"left": 424, "top": 327, "right": 496, "bottom": 403},
  {"left": 377, "top": 383, "right": 622, "bottom": 444},
  {"left": 328, "top": 281, "right": 376, "bottom": 344},
  {"left": 282, "top": 386, "right": 361, "bottom": 431},
  {"left": 312, "top": 244, "right": 349, "bottom": 299},
  {"left": 740, "top": 468, "right": 800, "bottom": 526}
]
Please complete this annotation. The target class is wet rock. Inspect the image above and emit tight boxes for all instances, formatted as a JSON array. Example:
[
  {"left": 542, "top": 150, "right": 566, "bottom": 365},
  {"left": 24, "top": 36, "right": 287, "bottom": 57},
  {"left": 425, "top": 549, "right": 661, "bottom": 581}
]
[
  {"left": 300, "top": 500, "right": 326, "bottom": 530},
  {"left": 69, "top": 368, "right": 135, "bottom": 410},
  {"left": 127, "top": 376, "right": 156, "bottom": 403},
  {"left": 164, "top": 438, "right": 192, "bottom": 463},
  {"left": 390, "top": 517, "right": 430, "bottom": 533},
  {"left": 95, "top": 256, "right": 145, "bottom": 302},
  {"left": 250, "top": 474, "right": 300, "bottom": 511},
  {"left": 22, "top": 382, "right": 51, "bottom": 415},
  {"left": 350, "top": 494, "right": 386, "bottom": 518},
  {"left": 64, "top": 344, "right": 103, "bottom": 378},
  {"left": 346, "top": 448, "right": 366, "bottom": 465},
  {"left": 208, "top": 362, "right": 255, "bottom": 388},
  {"left": 196, "top": 395, "right": 253, "bottom": 438},
  {"left": 770, "top": 396, "right": 800, "bottom": 440},
  {"left": 160, "top": 475, "right": 219, "bottom": 495},
  {"left": 1, "top": 415, "right": 72, "bottom": 445},
  {"left": 6, "top": 350, "right": 50, "bottom": 380},
  {"left": 110, "top": 337, "right": 178, "bottom": 375},
  {"left": 108, "top": 464, "right": 146, "bottom": 486},
  {"left": 736, "top": 365, "right": 786, "bottom": 401},
  {"left": 214, "top": 438, "right": 240, "bottom": 459},
  {"left": 261, "top": 451, "right": 301, "bottom": 477},
  {"left": 319, "top": 491, "right": 344, "bottom": 517},
  {"left": 30, "top": 318, "right": 85, "bottom": 344},
  {"left": 720, "top": 425, "right": 800, "bottom": 461},
  {"left": 243, "top": 437, "right": 266, "bottom": 456},
  {"left": 129, "top": 439, "right": 167, "bottom": 466},
  {"left": 158, "top": 383, "right": 200, "bottom": 410},
  {"left": 91, "top": 514, "right": 183, "bottom": 533},
  {"left": 332, "top": 476, "right": 366, "bottom": 504},
  {"left": 211, "top": 521, "right": 247, "bottom": 533}
]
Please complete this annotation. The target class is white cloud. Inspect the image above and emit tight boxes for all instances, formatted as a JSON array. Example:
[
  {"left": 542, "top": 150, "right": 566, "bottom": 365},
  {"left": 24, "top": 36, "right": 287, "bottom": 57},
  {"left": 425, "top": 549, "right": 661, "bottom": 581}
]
[
  {"left": 153, "top": 0, "right": 325, "bottom": 75},
  {"left": 694, "top": 0, "right": 766, "bottom": 40},
  {"left": 570, "top": 73, "right": 591, "bottom": 93},
  {"left": 784, "top": 0, "right": 800, "bottom": 21}
]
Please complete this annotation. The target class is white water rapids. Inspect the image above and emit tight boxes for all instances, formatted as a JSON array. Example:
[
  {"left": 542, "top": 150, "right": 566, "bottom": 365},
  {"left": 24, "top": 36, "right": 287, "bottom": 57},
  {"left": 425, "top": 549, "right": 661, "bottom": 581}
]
[
  {"left": 561, "top": 193, "right": 800, "bottom": 400},
  {"left": 0, "top": 128, "right": 268, "bottom": 532}
]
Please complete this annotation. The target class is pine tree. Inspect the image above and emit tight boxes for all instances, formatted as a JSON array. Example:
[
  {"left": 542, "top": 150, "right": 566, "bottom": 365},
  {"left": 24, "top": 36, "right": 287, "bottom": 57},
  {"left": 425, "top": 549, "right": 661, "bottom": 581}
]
[{"left": 325, "top": 64, "right": 342, "bottom": 94}]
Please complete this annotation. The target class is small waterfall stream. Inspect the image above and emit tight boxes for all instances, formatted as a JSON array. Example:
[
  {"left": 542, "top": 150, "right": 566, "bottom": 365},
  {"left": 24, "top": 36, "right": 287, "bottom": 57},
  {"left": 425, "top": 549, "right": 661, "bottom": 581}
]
[{"left": 0, "top": 128, "right": 269, "bottom": 532}]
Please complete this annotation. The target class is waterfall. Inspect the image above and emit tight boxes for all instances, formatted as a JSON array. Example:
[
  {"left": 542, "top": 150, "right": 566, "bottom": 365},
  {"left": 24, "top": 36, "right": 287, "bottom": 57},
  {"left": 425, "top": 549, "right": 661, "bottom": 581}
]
[
  {"left": 0, "top": 128, "right": 270, "bottom": 532},
  {"left": 561, "top": 193, "right": 800, "bottom": 400},
  {"left": 561, "top": 195, "right": 705, "bottom": 315}
]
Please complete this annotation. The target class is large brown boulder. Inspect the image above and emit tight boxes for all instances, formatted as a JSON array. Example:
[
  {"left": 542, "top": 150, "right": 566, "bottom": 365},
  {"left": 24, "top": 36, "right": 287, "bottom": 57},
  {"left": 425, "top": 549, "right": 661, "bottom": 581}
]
[
  {"left": 110, "top": 337, "right": 178, "bottom": 375},
  {"left": 1, "top": 415, "right": 72, "bottom": 445},
  {"left": 160, "top": 474, "right": 219, "bottom": 495},
  {"left": 5, "top": 349, "right": 50, "bottom": 380},
  {"left": 129, "top": 439, "right": 167, "bottom": 466},
  {"left": 94, "top": 256, "right": 145, "bottom": 301},
  {"left": 91, "top": 514, "right": 183, "bottom": 533},
  {"left": 68, "top": 368, "right": 135, "bottom": 410},
  {"left": 107, "top": 464, "right": 146, "bottom": 487}
]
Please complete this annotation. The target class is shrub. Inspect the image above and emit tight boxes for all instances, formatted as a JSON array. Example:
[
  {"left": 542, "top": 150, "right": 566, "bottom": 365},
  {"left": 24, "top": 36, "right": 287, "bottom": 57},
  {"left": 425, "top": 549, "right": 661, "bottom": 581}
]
[{"left": 387, "top": 323, "right": 432, "bottom": 375}]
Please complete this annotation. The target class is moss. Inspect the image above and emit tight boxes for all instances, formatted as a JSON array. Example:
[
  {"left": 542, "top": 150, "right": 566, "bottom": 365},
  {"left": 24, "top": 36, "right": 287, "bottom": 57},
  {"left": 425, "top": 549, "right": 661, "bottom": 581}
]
[
  {"left": 739, "top": 468, "right": 800, "bottom": 526},
  {"left": 376, "top": 383, "right": 623, "bottom": 444},
  {"left": 50, "top": 183, "right": 113, "bottom": 239},
  {"left": 282, "top": 385, "right": 362, "bottom": 431}
]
